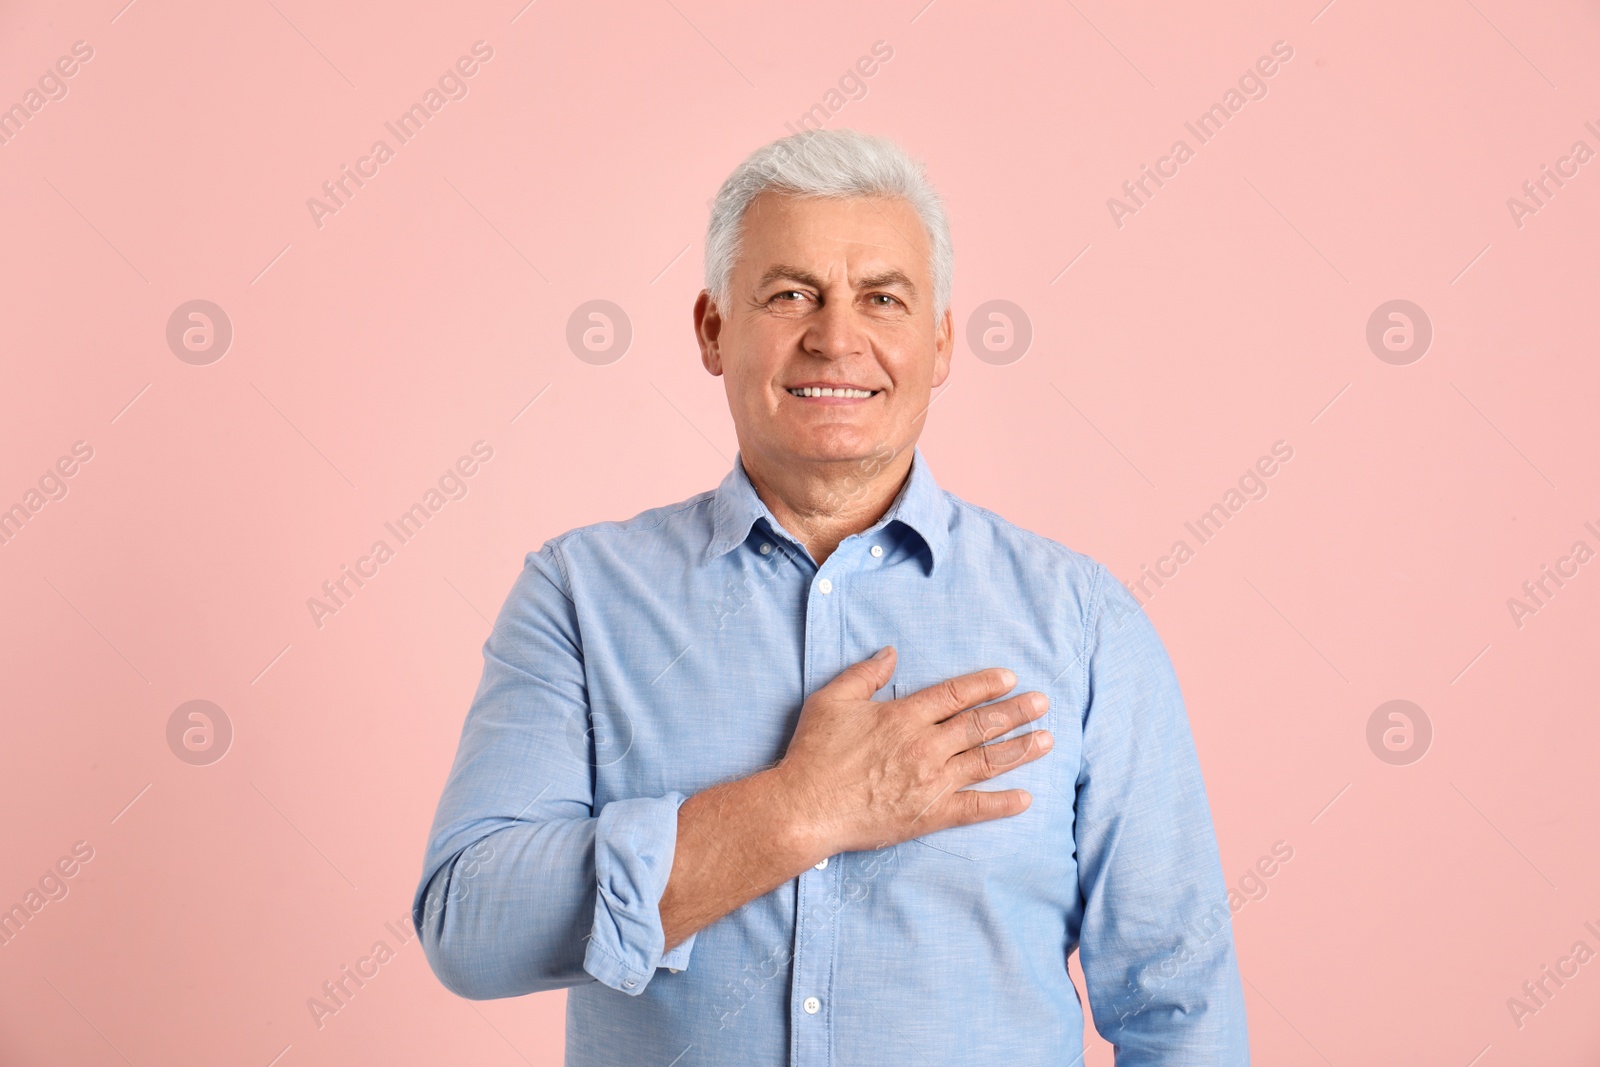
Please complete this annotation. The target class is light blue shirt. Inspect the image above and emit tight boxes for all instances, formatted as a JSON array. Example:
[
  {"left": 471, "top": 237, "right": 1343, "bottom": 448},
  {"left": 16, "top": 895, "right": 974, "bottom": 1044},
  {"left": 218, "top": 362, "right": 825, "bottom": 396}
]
[{"left": 414, "top": 446, "right": 1249, "bottom": 1065}]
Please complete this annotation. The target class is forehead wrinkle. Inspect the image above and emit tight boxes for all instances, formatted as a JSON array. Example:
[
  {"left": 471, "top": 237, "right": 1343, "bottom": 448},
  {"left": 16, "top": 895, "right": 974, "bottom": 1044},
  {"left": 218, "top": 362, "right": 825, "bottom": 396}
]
[
  {"left": 861, "top": 198, "right": 923, "bottom": 262},
  {"left": 773, "top": 229, "right": 924, "bottom": 280},
  {"left": 812, "top": 231, "right": 903, "bottom": 254},
  {"left": 767, "top": 192, "right": 922, "bottom": 259}
]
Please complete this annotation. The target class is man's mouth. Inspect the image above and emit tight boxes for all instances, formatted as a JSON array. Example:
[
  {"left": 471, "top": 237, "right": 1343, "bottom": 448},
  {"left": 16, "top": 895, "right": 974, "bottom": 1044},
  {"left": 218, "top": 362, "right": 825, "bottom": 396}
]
[{"left": 786, "top": 386, "right": 879, "bottom": 398}]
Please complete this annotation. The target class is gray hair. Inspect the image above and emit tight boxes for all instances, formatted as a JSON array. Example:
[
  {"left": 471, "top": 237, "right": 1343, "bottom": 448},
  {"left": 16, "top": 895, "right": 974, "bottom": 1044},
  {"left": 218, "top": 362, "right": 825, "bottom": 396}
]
[{"left": 703, "top": 128, "right": 953, "bottom": 320}]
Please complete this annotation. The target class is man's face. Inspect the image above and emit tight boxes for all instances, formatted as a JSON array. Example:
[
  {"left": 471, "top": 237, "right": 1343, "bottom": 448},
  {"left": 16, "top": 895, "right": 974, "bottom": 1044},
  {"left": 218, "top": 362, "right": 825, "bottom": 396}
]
[{"left": 695, "top": 191, "right": 953, "bottom": 472}]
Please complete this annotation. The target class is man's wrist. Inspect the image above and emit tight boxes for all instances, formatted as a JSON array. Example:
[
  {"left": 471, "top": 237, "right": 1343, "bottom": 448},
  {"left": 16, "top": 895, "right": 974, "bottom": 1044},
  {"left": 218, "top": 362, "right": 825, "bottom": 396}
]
[{"left": 752, "top": 762, "right": 830, "bottom": 872}]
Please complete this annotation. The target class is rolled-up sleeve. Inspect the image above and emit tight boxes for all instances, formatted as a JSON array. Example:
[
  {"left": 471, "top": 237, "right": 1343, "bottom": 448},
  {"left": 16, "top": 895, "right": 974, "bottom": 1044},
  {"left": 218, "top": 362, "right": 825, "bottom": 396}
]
[
  {"left": 1073, "top": 564, "right": 1250, "bottom": 1064},
  {"left": 413, "top": 539, "right": 698, "bottom": 1000}
]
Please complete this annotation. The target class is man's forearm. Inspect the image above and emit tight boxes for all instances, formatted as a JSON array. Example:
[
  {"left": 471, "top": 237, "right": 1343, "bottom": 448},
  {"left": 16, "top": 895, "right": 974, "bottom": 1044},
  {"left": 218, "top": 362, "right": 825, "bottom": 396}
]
[{"left": 660, "top": 765, "right": 819, "bottom": 951}]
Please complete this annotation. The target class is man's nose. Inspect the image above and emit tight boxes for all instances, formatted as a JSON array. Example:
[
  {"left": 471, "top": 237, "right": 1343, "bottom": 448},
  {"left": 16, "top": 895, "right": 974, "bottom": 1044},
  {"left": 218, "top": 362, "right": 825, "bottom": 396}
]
[{"left": 803, "top": 297, "right": 868, "bottom": 360}]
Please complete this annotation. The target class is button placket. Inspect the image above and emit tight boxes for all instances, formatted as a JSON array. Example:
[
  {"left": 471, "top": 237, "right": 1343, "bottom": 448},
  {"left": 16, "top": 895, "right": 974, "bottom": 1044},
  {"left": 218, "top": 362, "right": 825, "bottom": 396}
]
[{"left": 793, "top": 546, "right": 846, "bottom": 1064}]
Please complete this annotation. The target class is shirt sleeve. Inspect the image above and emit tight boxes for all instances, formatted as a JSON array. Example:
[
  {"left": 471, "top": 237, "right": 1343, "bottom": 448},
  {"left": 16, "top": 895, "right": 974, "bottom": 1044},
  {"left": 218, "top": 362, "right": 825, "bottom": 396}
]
[
  {"left": 412, "top": 539, "right": 698, "bottom": 1000},
  {"left": 1072, "top": 563, "right": 1250, "bottom": 1064}
]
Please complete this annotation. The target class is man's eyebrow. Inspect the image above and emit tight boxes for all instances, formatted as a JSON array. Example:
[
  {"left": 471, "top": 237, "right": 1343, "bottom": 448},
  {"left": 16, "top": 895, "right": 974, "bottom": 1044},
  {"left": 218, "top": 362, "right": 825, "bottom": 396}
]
[
  {"left": 755, "top": 264, "right": 825, "bottom": 291},
  {"left": 854, "top": 269, "right": 917, "bottom": 294},
  {"left": 754, "top": 264, "right": 919, "bottom": 295}
]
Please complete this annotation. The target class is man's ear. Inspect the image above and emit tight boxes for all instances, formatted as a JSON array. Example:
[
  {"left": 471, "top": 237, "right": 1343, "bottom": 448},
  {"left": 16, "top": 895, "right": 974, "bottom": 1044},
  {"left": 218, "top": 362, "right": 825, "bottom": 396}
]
[
  {"left": 694, "top": 290, "right": 724, "bottom": 376},
  {"left": 931, "top": 304, "right": 954, "bottom": 388}
]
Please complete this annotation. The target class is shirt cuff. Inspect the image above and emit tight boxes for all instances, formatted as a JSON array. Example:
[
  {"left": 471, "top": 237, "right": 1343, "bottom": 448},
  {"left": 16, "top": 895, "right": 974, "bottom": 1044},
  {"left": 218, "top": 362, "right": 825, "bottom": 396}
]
[{"left": 583, "top": 792, "right": 700, "bottom": 995}]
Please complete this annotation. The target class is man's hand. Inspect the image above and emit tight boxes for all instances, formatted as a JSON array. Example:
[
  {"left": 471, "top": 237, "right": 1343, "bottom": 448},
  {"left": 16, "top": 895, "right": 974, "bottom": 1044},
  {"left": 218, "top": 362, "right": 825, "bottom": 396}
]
[
  {"left": 774, "top": 646, "right": 1052, "bottom": 859},
  {"left": 659, "top": 647, "right": 1051, "bottom": 951}
]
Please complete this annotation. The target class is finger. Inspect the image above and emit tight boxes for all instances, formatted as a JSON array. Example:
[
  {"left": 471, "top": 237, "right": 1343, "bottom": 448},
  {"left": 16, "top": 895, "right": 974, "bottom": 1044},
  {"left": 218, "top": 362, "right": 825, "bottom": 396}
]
[
  {"left": 905, "top": 667, "right": 1018, "bottom": 723},
  {"left": 938, "top": 691, "right": 1049, "bottom": 755},
  {"left": 823, "top": 645, "right": 897, "bottom": 701},
  {"left": 949, "top": 729, "right": 1053, "bottom": 784},
  {"left": 941, "top": 785, "right": 1033, "bottom": 828}
]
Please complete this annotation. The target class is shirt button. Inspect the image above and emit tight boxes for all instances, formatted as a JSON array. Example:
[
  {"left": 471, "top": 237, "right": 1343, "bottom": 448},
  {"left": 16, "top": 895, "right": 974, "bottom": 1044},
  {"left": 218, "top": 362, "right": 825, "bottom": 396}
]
[
  {"left": 818, "top": 578, "right": 833, "bottom": 594},
  {"left": 814, "top": 857, "right": 829, "bottom": 869},
  {"left": 623, "top": 979, "right": 637, "bottom": 988},
  {"left": 803, "top": 995, "right": 821, "bottom": 1014},
  {"left": 669, "top": 968, "right": 680, "bottom": 974},
  {"left": 871, "top": 545, "right": 883, "bottom": 558},
  {"left": 759, "top": 543, "right": 772, "bottom": 555}
]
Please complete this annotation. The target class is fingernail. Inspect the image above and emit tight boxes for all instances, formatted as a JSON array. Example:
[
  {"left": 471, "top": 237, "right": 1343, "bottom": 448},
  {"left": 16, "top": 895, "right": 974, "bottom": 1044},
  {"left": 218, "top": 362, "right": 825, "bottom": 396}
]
[
  {"left": 1000, "top": 669, "right": 1016, "bottom": 688},
  {"left": 872, "top": 646, "right": 892, "bottom": 660}
]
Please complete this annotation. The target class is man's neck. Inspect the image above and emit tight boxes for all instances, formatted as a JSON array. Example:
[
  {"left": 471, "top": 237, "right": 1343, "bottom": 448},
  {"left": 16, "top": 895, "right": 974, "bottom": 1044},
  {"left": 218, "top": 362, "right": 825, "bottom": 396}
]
[{"left": 741, "top": 444, "right": 914, "bottom": 568}]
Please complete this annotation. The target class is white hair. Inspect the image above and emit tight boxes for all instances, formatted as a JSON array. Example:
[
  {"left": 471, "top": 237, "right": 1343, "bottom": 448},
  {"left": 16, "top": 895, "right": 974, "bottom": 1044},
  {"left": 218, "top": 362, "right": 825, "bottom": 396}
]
[{"left": 703, "top": 128, "right": 952, "bottom": 320}]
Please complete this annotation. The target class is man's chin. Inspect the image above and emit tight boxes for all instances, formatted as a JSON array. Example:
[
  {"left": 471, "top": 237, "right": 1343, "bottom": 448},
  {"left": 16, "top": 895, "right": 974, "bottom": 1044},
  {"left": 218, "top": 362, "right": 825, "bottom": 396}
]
[{"left": 769, "top": 427, "right": 903, "bottom": 468}]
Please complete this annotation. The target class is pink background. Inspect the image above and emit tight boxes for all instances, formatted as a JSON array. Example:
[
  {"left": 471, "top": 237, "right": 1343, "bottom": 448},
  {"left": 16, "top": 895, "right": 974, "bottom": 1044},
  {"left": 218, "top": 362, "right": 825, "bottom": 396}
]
[{"left": 2, "top": 0, "right": 1597, "bottom": 1063}]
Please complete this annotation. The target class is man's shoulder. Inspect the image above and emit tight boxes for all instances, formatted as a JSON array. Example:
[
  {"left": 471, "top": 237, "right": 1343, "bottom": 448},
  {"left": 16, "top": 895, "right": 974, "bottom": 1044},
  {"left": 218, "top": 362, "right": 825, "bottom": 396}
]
[
  {"left": 534, "top": 486, "right": 718, "bottom": 567},
  {"left": 944, "top": 490, "right": 1110, "bottom": 592},
  {"left": 946, "top": 491, "right": 1156, "bottom": 654}
]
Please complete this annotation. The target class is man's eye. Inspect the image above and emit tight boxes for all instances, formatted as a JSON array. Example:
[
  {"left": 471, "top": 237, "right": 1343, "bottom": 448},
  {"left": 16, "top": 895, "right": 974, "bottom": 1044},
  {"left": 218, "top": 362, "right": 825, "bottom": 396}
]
[
  {"left": 772, "top": 290, "right": 807, "bottom": 302},
  {"left": 869, "top": 293, "right": 901, "bottom": 307}
]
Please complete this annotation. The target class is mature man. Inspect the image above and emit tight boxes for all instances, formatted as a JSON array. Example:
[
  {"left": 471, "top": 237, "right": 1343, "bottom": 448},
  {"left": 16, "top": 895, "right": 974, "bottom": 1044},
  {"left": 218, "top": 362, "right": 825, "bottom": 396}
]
[{"left": 414, "top": 128, "right": 1249, "bottom": 1065}]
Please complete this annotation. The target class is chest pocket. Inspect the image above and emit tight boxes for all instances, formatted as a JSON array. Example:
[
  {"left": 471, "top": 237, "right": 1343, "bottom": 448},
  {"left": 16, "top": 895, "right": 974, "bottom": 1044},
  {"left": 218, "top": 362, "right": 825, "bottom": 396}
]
[{"left": 893, "top": 681, "right": 1059, "bottom": 861}]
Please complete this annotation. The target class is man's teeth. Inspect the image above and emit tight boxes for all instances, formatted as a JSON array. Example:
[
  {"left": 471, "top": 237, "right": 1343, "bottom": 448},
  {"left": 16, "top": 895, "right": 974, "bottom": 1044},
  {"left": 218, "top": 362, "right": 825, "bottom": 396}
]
[{"left": 788, "top": 387, "right": 876, "bottom": 398}]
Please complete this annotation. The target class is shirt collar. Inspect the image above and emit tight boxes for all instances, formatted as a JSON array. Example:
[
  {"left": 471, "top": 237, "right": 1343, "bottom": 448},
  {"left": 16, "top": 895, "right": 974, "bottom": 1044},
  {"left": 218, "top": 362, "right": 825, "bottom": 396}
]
[{"left": 705, "top": 446, "right": 949, "bottom": 575}]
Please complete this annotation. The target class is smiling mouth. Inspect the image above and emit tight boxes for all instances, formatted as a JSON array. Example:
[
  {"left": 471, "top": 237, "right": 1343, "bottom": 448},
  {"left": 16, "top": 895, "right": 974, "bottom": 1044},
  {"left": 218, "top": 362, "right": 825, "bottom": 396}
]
[{"left": 786, "top": 387, "right": 879, "bottom": 398}]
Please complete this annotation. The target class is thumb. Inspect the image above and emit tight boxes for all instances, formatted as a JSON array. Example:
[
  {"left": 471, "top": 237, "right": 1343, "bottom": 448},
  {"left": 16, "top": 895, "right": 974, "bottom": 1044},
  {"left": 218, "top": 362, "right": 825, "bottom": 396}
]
[{"left": 830, "top": 645, "right": 896, "bottom": 700}]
